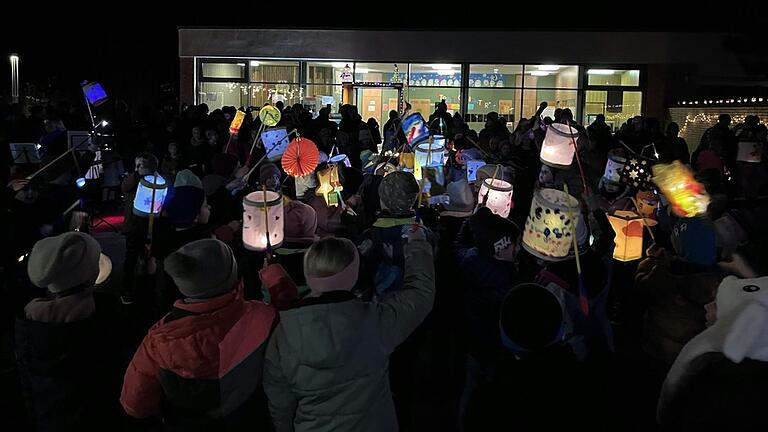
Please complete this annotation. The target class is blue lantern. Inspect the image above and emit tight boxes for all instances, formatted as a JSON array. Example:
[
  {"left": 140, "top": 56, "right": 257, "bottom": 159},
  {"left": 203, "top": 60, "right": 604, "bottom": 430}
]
[{"left": 133, "top": 175, "right": 168, "bottom": 217}]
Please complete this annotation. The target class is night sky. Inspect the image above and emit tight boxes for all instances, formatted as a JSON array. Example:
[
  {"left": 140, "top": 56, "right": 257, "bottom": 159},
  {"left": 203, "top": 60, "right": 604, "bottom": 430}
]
[{"left": 1, "top": 3, "right": 766, "bottom": 110}]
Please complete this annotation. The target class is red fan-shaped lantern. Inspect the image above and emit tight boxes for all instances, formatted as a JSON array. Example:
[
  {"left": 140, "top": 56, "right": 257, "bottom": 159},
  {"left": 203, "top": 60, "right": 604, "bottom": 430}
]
[{"left": 281, "top": 137, "right": 320, "bottom": 177}]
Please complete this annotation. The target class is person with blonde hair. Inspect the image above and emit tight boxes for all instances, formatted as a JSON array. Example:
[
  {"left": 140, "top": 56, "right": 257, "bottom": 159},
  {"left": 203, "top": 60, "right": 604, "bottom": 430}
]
[{"left": 261, "top": 227, "right": 435, "bottom": 432}]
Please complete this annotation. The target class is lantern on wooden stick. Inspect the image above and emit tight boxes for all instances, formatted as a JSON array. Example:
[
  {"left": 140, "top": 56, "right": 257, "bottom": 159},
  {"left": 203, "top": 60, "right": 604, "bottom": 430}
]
[
  {"left": 540, "top": 123, "right": 579, "bottom": 168},
  {"left": 478, "top": 178, "right": 513, "bottom": 218},
  {"left": 243, "top": 190, "right": 284, "bottom": 251},
  {"left": 133, "top": 175, "right": 168, "bottom": 217},
  {"left": 522, "top": 188, "right": 581, "bottom": 260}
]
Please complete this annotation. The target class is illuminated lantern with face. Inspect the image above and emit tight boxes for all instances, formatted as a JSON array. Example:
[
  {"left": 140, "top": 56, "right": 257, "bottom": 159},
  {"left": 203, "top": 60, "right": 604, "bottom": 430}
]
[
  {"left": 522, "top": 188, "right": 581, "bottom": 260},
  {"left": 652, "top": 160, "right": 710, "bottom": 218},
  {"left": 243, "top": 191, "right": 284, "bottom": 251},
  {"left": 540, "top": 123, "right": 579, "bottom": 168},
  {"left": 608, "top": 210, "right": 645, "bottom": 262},
  {"left": 133, "top": 175, "right": 168, "bottom": 217}
]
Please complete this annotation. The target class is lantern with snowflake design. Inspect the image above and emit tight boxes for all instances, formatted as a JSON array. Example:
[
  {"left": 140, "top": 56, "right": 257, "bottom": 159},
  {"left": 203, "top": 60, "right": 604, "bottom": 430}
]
[{"left": 133, "top": 175, "right": 168, "bottom": 217}]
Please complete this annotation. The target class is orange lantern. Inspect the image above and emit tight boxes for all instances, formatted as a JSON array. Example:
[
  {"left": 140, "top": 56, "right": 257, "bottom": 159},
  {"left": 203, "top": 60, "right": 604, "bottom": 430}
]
[
  {"left": 607, "top": 210, "right": 645, "bottom": 261},
  {"left": 229, "top": 110, "right": 245, "bottom": 134},
  {"left": 282, "top": 137, "right": 320, "bottom": 177}
]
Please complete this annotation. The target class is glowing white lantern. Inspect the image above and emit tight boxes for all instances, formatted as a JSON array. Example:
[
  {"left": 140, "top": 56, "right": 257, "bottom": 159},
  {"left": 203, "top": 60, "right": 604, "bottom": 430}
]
[
  {"left": 541, "top": 123, "right": 579, "bottom": 168},
  {"left": 522, "top": 188, "right": 581, "bottom": 260},
  {"left": 133, "top": 175, "right": 168, "bottom": 217},
  {"left": 603, "top": 152, "right": 627, "bottom": 184},
  {"left": 243, "top": 191, "right": 284, "bottom": 251},
  {"left": 478, "top": 178, "right": 514, "bottom": 217},
  {"left": 414, "top": 140, "right": 445, "bottom": 181}
]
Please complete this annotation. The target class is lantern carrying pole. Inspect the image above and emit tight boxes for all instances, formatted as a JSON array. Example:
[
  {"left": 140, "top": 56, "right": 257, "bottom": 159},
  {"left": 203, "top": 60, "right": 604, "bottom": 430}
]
[
  {"left": 247, "top": 122, "right": 268, "bottom": 162},
  {"left": 242, "top": 129, "right": 298, "bottom": 183},
  {"left": 262, "top": 185, "right": 272, "bottom": 256},
  {"left": 563, "top": 183, "right": 588, "bottom": 316}
]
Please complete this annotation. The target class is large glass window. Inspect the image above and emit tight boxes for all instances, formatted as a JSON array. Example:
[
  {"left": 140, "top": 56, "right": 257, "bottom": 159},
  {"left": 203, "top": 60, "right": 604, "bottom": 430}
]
[
  {"left": 407, "top": 63, "right": 461, "bottom": 126},
  {"left": 584, "top": 66, "right": 642, "bottom": 127},
  {"left": 247, "top": 60, "right": 300, "bottom": 108},
  {"left": 199, "top": 82, "right": 247, "bottom": 110},
  {"left": 584, "top": 90, "right": 642, "bottom": 130},
  {"left": 587, "top": 69, "right": 640, "bottom": 86},
  {"left": 305, "top": 61, "right": 351, "bottom": 113},
  {"left": 524, "top": 65, "right": 579, "bottom": 89},
  {"left": 202, "top": 63, "right": 246, "bottom": 80},
  {"left": 466, "top": 65, "right": 524, "bottom": 131}
]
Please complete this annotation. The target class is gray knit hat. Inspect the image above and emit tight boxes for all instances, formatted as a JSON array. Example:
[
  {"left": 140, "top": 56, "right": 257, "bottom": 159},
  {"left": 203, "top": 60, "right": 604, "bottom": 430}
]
[
  {"left": 164, "top": 239, "right": 238, "bottom": 299},
  {"left": 28, "top": 232, "right": 101, "bottom": 293},
  {"left": 378, "top": 171, "right": 419, "bottom": 216},
  {"left": 174, "top": 169, "right": 203, "bottom": 189}
]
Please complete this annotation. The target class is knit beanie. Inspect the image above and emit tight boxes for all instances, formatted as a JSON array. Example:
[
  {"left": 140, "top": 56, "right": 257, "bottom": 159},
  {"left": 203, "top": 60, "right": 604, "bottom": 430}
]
[
  {"left": 28, "top": 232, "right": 101, "bottom": 293},
  {"left": 165, "top": 239, "right": 238, "bottom": 299}
]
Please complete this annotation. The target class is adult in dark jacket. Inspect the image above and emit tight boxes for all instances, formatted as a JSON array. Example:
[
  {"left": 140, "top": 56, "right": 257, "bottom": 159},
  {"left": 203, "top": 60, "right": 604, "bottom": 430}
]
[
  {"left": 658, "top": 275, "right": 768, "bottom": 432},
  {"left": 262, "top": 232, "right": 435, "bottom": 432},
  {"left": 120, "top": 239, "right": 296, "bottom": 431},
  {"left": 587, "top": 113, "right": 614, "bottom": 159},
  {"left": 658, "top": 122, "right": 690, "bottom": 164},
  {"left": 382, "top": 110, "right": 406, "bottom": 153},
  {"left": 15, "top": 232, "right": 120, "bottom": 432}
]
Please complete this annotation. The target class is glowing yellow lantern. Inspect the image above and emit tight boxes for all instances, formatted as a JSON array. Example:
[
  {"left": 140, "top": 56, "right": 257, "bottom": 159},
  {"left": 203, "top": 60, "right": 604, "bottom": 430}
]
[
  {"left": 652, "top": 161, "right": 710, "bottom": 218},
  {"left": 541, "top": 123, "right": 579, "bottom": 168},
  {"left": 259, "top": 105, "right": 281, "bottom": 127},
  {"left": 522, "top": 188, "right": 581, "bottom": 260},
  {"left": 608, "top": 210, "right": 645, "bottom": 262},
  {"left": 316, "top": 164, "right": 343, "bottom": 206}
]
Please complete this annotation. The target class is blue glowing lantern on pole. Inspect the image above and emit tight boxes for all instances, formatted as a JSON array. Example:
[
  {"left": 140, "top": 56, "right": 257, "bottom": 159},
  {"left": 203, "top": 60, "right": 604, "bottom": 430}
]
[{"left": 133, "top": 175, "right": 168, "bottom": 217}]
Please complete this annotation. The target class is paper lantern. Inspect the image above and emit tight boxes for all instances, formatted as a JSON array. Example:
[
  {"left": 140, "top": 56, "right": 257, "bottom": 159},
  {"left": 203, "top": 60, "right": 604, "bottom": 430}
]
[
  {"left": 243, "top": 191, "right": 284, "bottom": 251},
  {"left": 478, "top": 178, "right": 514, "bottom": 218},
  {"left": 282, "top": 137, "right": 320, "bottom": 177},
  {"left": 603, "top": 152, "right": 627, "bottom": 184},
  {"left": 414, "top": 141, "right": 444, "bottom": 180},
  {"left": 399, "top": 152, "right": 414, "bottom": 169},
  {"left": 401, "top": 113, "right": 430, "bottom": 147},
  {"left": 635, "top": 190, "right": 659, "bottom": 220},
  {"left": 522, "top": 188, "right": 581, "bottom": 260},
  {"left": 259, "top": 105, "right": 281, "bottom": 127},
  {"left": 540, "top": 123, "right": 579, "bottom": 168},
  {"left": 736, "top": 141, "right": 762, "bottom": 163},
  {"left": 133, "top": 175, "right": 168, "bottom": 217},
  {"left": 608, "top": 210, "right": 644, "bottom": 262},
  {"left": 466, "top": 159, "right": 485, "bottom": 183},
  {"left": 316, "top": 164, "right": 343, "bottom": 206},
  {"left": 652, "top": 161, "right": 710, "bottom": 218},
  {"left": 229, "top": 110, "right": 245, "bottom": 134},
  {"left": 620, "top": 157, "right": 654, "bottom": 190}
]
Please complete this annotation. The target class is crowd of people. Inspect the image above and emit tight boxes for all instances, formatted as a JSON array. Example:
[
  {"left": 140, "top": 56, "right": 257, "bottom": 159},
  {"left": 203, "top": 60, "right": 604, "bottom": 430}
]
[{"left": 2, "top": 95, "right": 768, "bottom": 432}]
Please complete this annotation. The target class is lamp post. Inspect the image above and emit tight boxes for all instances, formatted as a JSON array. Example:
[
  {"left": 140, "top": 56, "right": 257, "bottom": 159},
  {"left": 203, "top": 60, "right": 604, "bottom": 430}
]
[{"left": 10, "top": 53, "right": 20, "bottom": 104}]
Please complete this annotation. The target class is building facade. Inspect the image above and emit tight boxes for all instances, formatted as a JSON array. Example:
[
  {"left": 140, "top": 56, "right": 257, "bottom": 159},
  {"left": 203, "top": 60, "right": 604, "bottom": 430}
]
[{"left": 178, "top": 29, "right": 749, "bottom": 130}]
